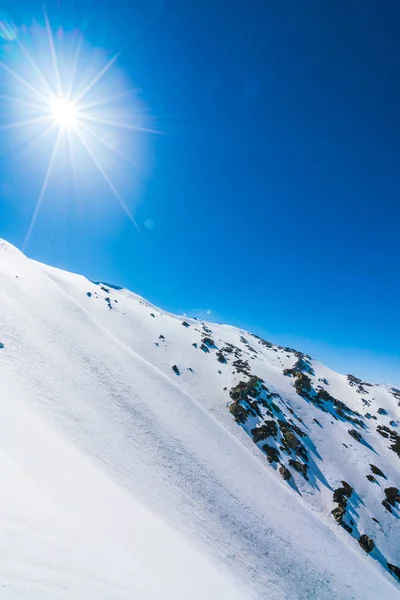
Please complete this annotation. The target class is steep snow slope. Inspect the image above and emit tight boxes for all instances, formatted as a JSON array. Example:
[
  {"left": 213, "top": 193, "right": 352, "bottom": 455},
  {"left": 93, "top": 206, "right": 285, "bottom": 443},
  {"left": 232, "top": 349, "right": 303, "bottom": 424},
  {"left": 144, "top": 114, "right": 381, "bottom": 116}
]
[{"left": 0, "top": 239, "right": 398, "bottom": 599}]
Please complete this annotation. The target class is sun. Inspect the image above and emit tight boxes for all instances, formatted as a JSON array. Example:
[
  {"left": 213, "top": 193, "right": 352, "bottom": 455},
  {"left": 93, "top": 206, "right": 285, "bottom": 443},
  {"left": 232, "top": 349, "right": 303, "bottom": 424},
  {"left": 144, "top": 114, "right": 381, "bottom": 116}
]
[
  {"left": 0, "top": 9, "right": 161, "bottom": 250},
  {"left": 51, "top": 98, "right": 78, "bottom": 129}
]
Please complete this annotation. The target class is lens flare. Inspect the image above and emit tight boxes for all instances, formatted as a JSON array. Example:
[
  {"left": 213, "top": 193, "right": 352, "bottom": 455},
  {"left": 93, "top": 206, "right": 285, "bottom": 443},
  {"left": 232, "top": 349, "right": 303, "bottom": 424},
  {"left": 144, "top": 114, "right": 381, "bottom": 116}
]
[{"left": 0, "top": 9, "right": 161, "bottom": 248}]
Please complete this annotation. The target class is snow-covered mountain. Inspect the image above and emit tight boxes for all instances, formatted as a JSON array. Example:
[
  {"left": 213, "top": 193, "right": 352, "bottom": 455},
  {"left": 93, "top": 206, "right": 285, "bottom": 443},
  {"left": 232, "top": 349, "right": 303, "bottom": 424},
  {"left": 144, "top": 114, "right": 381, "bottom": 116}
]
[{"left": 0, "top": 237, "right": 399, "bottom": 599}]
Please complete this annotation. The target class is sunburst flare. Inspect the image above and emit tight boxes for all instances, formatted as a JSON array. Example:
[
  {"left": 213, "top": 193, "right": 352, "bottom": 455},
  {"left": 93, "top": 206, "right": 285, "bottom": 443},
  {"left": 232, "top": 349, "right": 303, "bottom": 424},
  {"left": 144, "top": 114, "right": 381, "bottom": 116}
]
[{"left": 0, "top": 10, "right": 159, "bottom": 248}]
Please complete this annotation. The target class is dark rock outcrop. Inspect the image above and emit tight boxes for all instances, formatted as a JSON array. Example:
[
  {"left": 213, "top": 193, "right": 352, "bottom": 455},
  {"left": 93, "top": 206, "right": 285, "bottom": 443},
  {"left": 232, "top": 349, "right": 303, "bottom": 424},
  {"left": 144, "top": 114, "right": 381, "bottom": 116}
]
[
  {"left": 216, "top": 351, "right": 226, "bottom": 364},
  {"left": 358, "top": 534, "right": 374, "bottom": 553},
  {"left": 252, "top": 421, "right": 278, "bottom": 442},
  {"left": 288, "top": 459, "right": 308, "bottom": 479},
  {"left": 370, "top": 464, "right": 386, "bottom": 478},
  {"left": 332, "top": 505, "right": 346, "bottom": 524},
  {"left": 388, "top": 563, "right": 400, "bottom": 581},
  {"left": 279, "top": 465, "right": 292, "bottom": 480},
  {"left": 262, "top": 444, "right": 280, "bottom": 464},
  {"left": 348, "top": 429, "right": 362, "bottom": 442},
  {"left": 384, "top": 487, "right": 400, "bottom": 507}
]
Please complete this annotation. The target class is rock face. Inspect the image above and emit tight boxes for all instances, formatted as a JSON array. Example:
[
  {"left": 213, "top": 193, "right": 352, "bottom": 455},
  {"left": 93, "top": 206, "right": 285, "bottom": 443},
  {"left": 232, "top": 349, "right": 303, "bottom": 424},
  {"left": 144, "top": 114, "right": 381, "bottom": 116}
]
[{"left": 222, "top": 333, "right": 399, "bottom": 585}]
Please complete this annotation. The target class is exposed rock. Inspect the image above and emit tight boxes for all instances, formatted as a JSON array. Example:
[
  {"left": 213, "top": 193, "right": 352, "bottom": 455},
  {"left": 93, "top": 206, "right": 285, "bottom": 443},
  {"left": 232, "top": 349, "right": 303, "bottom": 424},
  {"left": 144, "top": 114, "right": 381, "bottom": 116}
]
[
  {"left": 282, "top": 429, "right": 299, "bottom": 450},
  {"left": 347, "top": 374, "right": 372, "bottom": 394},
  {"left": 377, "top": 425, "right": 390, "bottom": 438},
  {"left": 229, "top": 402, "right": 249, "bottom": 424},
  {"left": 250, "top": 333, "right": 273, "bottom": 348},
  {"left": 331, "top": 482, "right": 353, "bottom": 531},
  {"left": 171, "top": 365, "right": 180, "bottom": 375},
  {"left": 228, "top": 378, "right": 266, "bottom": 425},
  {"left": 86, "top": 292, "right": 92, "bottom": 297},
  {"left": 376, "top": 425, "right": 400, "bottom": 458},
  {"left": 182, "top": 321, "right": 190, "bottom": 328},
  {"left": 341, "top": 481, "right": 353, "bottom": 496},
  {"left": 348, "top": 429, "right": 362, "bottom": 442},
  {"left": 251, "top": 421, "right": 278, "bottom": 442},
  {"left": 288, "top": 459, "right": 308, "bottom": 479},
  {"left": 384, "top": 487, "right": 400, "bottom": 507},
  {"left": 159, "top": 334, "right": 165, "bottom": 339},
  {"left": 200, "top": 343, "right": 210, "bottom": 353},
  {"left": 216, "top": 351, "right": 226, "bottom": 364},
  {"left": 333, "top": 482, "right": 353, "bottom": 504},
  {"left": 366, "top": 474, "right": 376, "bottom": 483},
  {"left": 390, "top": 433, "right": 400, "bottom": 458},
  {"left": 262, "top": 444, "right": 280, "bottom": 464},
  {"left": 382, "top": 500, "right": 393, "bottom": 513},
  {"left": 279, "top": 465, "right": 292, "bottom": 480},
  {"left": 150, "top": 313, "right": 155, "bottom": 318},
  {"left": 232, "top": 358, "right": 251, "bottom": 376},
  {"left": 230, "top": 377, "right": 264, "bottom": 402},
  {"left": 331, "top": 505, "right": 346, "bottom": 524},
  {"left": 388, "top": 563, "right": 400, "bottom": 581},
  {"left": 370, "top": 464, "right": 386, "bottom": 478},
  {"left": 377, "top": 407, "right": 387, "bottom": 415},
  {"left": 358, "top": 534, "right": 374, "bottom": 553},
  {"left": 282, "top": 419, "right": 306, "bottom": 437}
]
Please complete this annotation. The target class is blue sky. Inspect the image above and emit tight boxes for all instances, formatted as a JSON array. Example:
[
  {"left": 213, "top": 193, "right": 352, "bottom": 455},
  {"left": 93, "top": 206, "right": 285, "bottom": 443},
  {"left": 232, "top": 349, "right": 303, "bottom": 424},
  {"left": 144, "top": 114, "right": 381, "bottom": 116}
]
[{"left": 0, "top": 1, "right": 399, "bottom": 385}]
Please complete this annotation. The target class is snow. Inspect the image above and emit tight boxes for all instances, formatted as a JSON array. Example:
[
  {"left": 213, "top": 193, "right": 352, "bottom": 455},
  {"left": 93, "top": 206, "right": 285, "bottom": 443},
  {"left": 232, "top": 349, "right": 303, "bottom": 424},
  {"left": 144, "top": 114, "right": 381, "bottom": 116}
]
[{"left": 0, "top": 238, "right": 398, "bottom": 599}]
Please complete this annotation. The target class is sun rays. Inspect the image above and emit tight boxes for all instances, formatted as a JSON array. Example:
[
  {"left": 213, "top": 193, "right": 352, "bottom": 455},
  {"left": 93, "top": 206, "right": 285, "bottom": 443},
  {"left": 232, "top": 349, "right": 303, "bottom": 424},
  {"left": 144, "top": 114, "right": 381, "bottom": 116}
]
[{"left": 0, "top": 10, "right": 157, "bottom": 248}]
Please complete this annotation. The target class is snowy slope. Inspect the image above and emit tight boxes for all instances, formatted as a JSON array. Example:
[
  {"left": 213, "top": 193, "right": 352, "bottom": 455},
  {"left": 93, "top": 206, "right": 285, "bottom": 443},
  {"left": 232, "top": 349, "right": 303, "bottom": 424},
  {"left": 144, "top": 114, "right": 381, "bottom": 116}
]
[{"left": 0, "top": 238, "right": 399, "bottom": 599}]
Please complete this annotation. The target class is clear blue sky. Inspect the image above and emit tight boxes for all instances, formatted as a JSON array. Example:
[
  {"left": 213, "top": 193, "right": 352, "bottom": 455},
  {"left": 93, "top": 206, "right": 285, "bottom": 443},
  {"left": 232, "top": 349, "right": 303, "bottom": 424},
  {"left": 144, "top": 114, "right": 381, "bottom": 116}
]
[{"left": 0, "top": 1, "right": 399, "bottom": 385}]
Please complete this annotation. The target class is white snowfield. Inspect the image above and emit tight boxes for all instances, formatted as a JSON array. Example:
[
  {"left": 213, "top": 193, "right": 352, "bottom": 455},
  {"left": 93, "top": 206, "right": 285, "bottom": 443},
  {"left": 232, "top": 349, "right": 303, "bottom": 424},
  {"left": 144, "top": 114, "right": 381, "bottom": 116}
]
[{"left": 0, "top": 238, "right": 398, "bottom": 599}]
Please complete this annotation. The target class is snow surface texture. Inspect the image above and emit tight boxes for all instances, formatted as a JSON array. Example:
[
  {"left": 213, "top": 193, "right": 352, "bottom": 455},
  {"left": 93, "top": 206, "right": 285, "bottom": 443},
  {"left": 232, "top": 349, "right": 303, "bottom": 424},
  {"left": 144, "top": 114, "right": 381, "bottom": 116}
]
[{"left": 0, "top": 238, "right": 399, "bottom": 599}]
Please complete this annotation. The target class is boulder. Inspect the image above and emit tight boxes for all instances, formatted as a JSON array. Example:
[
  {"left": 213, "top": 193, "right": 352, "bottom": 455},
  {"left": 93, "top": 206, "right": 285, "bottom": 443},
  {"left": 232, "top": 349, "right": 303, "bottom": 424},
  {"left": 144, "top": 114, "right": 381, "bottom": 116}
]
[
  {"left": 262, "top": 444, "right": 280, "bottom": 464},
  {"left": 288, "top": 459, "right": 308, "bottom": 479},
  {"left": 348, "top": 429, "right": 362, "bottom": 442},
  {"left": 358, "top": 534, "right": 374, "bottom": 553},
  {"left": 331, "top": 505, "right": 346, "bottom": 524},
  {"left": 279, "top": 465, "right": 292, "bottom": 480},
  {"left": 370, "top": 464, "right": 386, "bottom": 478},
  {"left": 384, "top": 487, "right": 400, "bottom": 507},
  {"left": 388, "top": 563, "right": 400, "bottom": 581}
]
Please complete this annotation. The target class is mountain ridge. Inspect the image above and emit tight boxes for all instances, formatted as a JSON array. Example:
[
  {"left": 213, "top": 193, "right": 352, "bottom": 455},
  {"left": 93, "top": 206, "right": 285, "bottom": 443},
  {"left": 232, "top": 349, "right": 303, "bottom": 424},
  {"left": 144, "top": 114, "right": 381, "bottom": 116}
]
[{"left": 0, "top": 238, "right": 398, "bottom": 599}]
